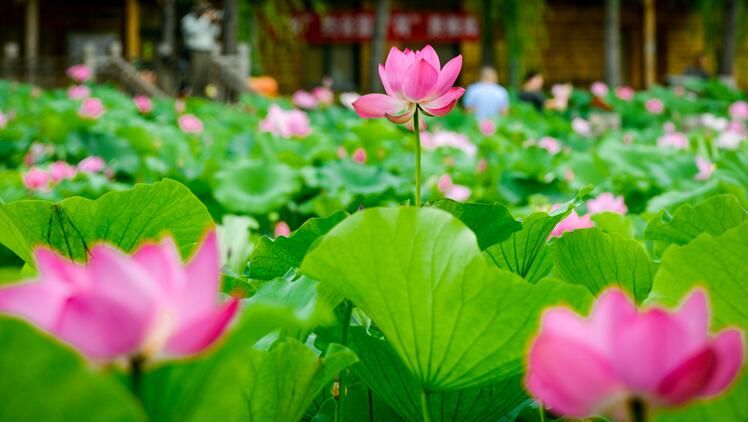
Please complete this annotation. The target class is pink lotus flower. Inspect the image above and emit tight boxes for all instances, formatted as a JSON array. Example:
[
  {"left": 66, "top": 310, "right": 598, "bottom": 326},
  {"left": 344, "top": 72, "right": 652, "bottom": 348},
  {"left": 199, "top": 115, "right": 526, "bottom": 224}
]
[
  {"left": 526, "top": 288, "right": 744, "bottom": 420},
  {"left": 572, "top": 117, "right": 592, "bottom": 137},
  {"left": 437, "top": 174, "right": 471, "bottom": 202},
  {"left": 78, "top": 98, "right": 105, "bottom": 120},
  {"left": 479, "top": 119, "right": 496, "bottom": 136},
  {"left": 729, "top": 100, "right": 748, "bottom": 120},
  {"left": 420, "top": 130, "right": 477, "bottom": 156},
  {"left": 646, "top": 98, "right": 665, "bottom": 114},
  {"left": 353, "top": 45, "right": 464, "bottom": 125},
  {"left": 134, "top": 95, "right": 153, "bottom": 114},
  {"left": 591, "top": 81, "right": 609, "bottom": 97},
  {"left": 352, "top": 147, "right": 367, "bottom": 164},
  {"left": 616, "top": 86, "right": 635, "bottom": 101},
  {"left": 313, "top": 87, "right": 334, "bottom": 106},
  {"left": 0, "top": 231, "right": 238, "bottom": 360},
  {"left": 49, "top": 161, "right": 77, "bottom": 182},
  {"left": 695, "top": 156, "right": 715, "bottom": 181},
  {"left": 657, "top": 132, "right": 689, "bottom": 149},
  {"left": 67, "top": 85, "right": 90, "bottom": 100},
  {"left": 22, "top": 167, "right": 50, "bottom": 191},
  {"left": 274, "top": 221, "right": 291, "bottom": 238},
  {"left": 549, "top": 209, "right": 594, "bottom": 238},
  {"left": 259, "top": 104, "right": 312, "bottom": 139},
  {"left": 78, "top": 156, "right": 106, "bottom": 173},
  {"left": 66, "top": 64, "right": 92, "bottom": 82},
  {"left": 178, "top": 114, "right": 204, "bottom": 134},
  {"left": 588, "top": 192, "right": 627, "bottom": 215},
  {"left": 292, "top": 90, "right": 318, "bottom": 109},
  {"left": 538, "top": 137, "right": 562, "bottom": 155}
]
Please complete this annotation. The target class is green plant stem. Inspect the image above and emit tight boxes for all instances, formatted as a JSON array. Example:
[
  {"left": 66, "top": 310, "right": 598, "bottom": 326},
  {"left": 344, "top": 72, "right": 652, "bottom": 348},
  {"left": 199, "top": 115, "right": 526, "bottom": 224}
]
[
  {"left": 420, "top": 388, "right": 431, "bottom": 422},
  {"left": 335, "top": 301, "right": 355, "bottom": 422},
  {"left": 130, "top": 355, "right": 145, "bottom": 401},
  {"left": 629, "top": 398, "right": 647, "bottom": 422},
  {"left": 413, "top": 108, "right": 422, "bottom": 207},
  {"left": 539, "top": 402, "right": 545, "bottom": 422}
]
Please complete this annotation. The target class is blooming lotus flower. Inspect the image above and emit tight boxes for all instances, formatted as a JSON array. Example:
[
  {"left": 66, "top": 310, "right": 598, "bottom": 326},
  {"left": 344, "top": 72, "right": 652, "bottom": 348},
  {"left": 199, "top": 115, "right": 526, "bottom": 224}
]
[
  {"left": 0, "top": 231, "right": 238, "bottom": 360},
  {"left": 339, "top": 92, "right": 360, "bottom": 110},
  {"left": 352, "top": 147, "right": 367, "bottom": 164},
  {"left": 353, "top": 45, "right": 464, "bottom": 124},
  {"left": 23, "top": 167, "right": 50, "bottom": 191},
  {"left": 67, "top": 85, "right": 90, "bottom": 100},
  {"left": 479, "top": 119, "right": 496, "bottom": 136},
  {"left": 49, "top": 161, "right": 77, "bottom": 182},
  {"left": 549, "top": 209, "right": 594, "bottom": 238},
  {"left": 572, "top": 117, "right": 592, "bottom": 137},
  {"left": 78, "top": 98, "right": 105, "bottom": 119},
  {"left": 66, "top": 64, "right": 92, "bottom": 82},
  {"left": 259, "top": 104, "right": 312, "bottom": 139},
  {"left": 538, "top": 137, "right": 562, "bottom": 155},
  {"left": 657, "top": 132, "right": 689, "bottom": 150},
  {"left": 292, "top": 90, "right": 318, "bottom": 109},
  {"left": 274, "top": 221, "right": 291, "bottom": 238},
  {"left": 134, "top": 95, "right": 153, "bottom": 114},
  {"left": 419, "top": 130, "right": 477, "bottom": 156},
  {"left": 437, "top": 174, "right": 471, "bottom": 202},
  {"left": 695, "top": 156, "right": 715, "bottom": 181},
  {"left": 313, "top": 87, "right": 334, "bottom": 106},
  {"left": 591, "top": 81, "right": 609, "bottom": 97},
  {"left": 588, "top": 192, "right": 627, "bottom": 215},
  {"left": 616, "top": 86, "right": 635, "bottom": 101},
  {"left": 646, "top": 98, "right": 665, "bottom": 114},
  {"left": 78, "top": 156, "right": 106, "bottom": 173},
  {"left": 526, "top": 288, "right": 744, "bottom": 420},
  {"left": 729, "top": 100, "right": 748, "bottom": 120},
  {"left": 178, "top": 114, "right": 204, "bottom": 134}
]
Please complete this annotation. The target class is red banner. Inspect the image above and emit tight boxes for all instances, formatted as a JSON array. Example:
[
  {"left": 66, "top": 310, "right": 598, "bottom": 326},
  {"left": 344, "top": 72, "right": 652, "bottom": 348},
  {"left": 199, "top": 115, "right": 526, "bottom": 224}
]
[{"left": 293, "top": 11, "right": 480, "bottom": 43}]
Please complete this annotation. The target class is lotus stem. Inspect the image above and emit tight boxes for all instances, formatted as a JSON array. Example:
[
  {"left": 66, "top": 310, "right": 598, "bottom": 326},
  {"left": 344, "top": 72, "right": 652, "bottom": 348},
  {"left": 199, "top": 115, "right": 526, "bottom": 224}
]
[
  {"left": 130, "top": 355, "right": 145, "bottom": 400},
  {"left": 335, "top": 301, "right": 355, "bottom": 422},
  {"left": 413, "top": 108, "right": 422, "bottom": 207},
  {"left": 420, "top": 388, "right": 431, "bottom": 422},
  {"left": 629, "top": 397, "right": 647, "bottom": 422}
]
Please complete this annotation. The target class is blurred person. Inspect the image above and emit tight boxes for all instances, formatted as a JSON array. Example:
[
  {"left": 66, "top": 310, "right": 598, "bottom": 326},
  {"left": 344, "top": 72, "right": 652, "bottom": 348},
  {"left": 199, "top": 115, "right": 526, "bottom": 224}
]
[
  {"left": 519, "top": 70, "right": 546, "bottom": 111},
  {"left": 463, "top": 67, "right": 510, "bottom": 120},
  {"left": 181, "top": 2, "right": 221, "bottom": 96},
  {"left": 684, "top": 52, "right": 709, "bottom": 80}
]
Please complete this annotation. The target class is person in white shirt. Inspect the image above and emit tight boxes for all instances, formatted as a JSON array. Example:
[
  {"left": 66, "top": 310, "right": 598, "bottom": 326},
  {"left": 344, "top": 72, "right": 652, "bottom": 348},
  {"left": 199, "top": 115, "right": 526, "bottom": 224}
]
[
  {"left": 181, "top": 2, "right": 221, "bottom": 96},
  {"left": 464, "top": 67, "right": 510, "bottom": 120}
]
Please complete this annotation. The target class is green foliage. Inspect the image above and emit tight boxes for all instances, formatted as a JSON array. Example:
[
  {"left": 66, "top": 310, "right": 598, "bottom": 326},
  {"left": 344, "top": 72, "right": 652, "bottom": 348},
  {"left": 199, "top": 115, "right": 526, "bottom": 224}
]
[
  {"left": 429, "top": 199, "right": 521, "bottom": 249},
  {"left": 213, "top": 160, "right": 301, "bottom": 215}
]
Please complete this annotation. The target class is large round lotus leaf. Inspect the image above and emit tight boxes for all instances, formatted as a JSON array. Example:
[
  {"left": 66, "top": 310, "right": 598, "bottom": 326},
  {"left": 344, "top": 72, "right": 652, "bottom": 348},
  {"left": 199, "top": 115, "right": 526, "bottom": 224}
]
[
  {"left": 213, "top": 160, "right": 300, "bottom": 215},
  {"left": 301, "top": 206, "right": 592, "bottom": 392},
  {"left": 317, "top": 160, "right": 402, "bottom": 196}
]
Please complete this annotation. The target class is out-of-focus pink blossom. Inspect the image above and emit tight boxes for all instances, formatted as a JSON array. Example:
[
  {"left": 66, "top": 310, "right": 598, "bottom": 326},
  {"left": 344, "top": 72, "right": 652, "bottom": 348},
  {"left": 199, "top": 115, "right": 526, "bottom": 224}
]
[
  {"left": 292, "top": 90, "right": 318, "bottom": 109},
  {"left": 178, "top": 114, "right": 204, "bottom": 134},
  {"left": 538, "top": 137, "right": 562, "bottom": 155},
  {"left": 134, "top": 95, "right": 153, "bottom": 114},
  {"left": 479, "top": 119, "right": 496, "bottom": 136},
  {"left": 549, "top": 209, "right": 594, "bottom": 238},
  {"left": 572, "top": 117, "right": 592, "bottom": 137},
  {"left": 437, "top": 174, "right": 471, "bottom": 202},
  {"left": 588, "top": 192, "right": 627, "bottom": 215},
  {"left": 174, "top": 99, "right": 186, "bottom": 114},
  {"left": 274, "top": 221, "right": 291, "bottom": 238},
  {"left": 339, "top": 92, "right": 360, "bottom": 110},
  {"left": 353, "top": 45, "right": 464, "bottom": 125},
  {"left": 564, "top": 168, "right": 576, "bottom": 182},
  {"left": 0, "top": 231, "right": 238, "bottom": 361},
  {"left": 259, "top": 104, "right": 312, "bottom": 139},
  {"left": 23, "top": 167, "right": 50, "bottom": 191},
  {"left": 615, "top": 86, "right": 635, "bottom": 101},
  {"left": 352, "top": 147, "right": 367, "bottom": 164},
  {"left": 420, "top": 130, "right": 477, "bottom": 156},
  {"left": 336, "top": 147, "right": 348, "bottom": 159},
  {"left": 78, "top": 156, "right": 106, "bottom": 173},
  {"left": 67, "top": 85, "right": 90, "bottom": 100},
  {"left": 24, "top": 143, "right": 49, "bottom": 166},
  {"left": 313, "top": 87, "right": 334, "bottom": 106},
  {"left": 657, "top": 132, "right": 689, "bottom": 149},
  {"left": 476, "top": 158, "right": 488, "bottom": 174},
  {"left": 701, "top": 114, "right": 728, "bottom": 132},
  {"left": 78, "top": 98, "right": 105, "bottom": 119},
  {"left": 590, "top": 81, "right": 609, "bottom": 97},
  {"left": 645, "top": 98, "right": 665, "bottom": 114},
  {"left": 729, "top": 100, "right": 748, "bottom": 120},
  {"left": 550, "top": 83, "right": 573, "bottom": 110},
  {"left": 49, "top": 161, "right": 77, "bottom": 182},
  {"left": 715, "top": 128, "right": 745, "bottom": 150},
  {"left": 0, "top": 111, "right": 7, "bottom": 129},
  {"left": 526, "top": 288, "right": 744, "bottom": 420},
  {"left": 695, "top": 156, "right": 715, "bottom": 181},
  {"left": 66, "top": 64, "right": 92, "bottom": 82}
]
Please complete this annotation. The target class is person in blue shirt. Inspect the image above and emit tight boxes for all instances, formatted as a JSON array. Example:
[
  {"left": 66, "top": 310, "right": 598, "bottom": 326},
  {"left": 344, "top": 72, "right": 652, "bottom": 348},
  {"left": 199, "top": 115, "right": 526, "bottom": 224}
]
[{"left": 463, "top": 67, "right": 510, "bottom": 120}]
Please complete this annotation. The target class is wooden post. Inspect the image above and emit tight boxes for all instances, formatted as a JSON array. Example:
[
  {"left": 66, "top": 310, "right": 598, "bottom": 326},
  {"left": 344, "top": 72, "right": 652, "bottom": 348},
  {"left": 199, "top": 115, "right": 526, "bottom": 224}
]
[
  {"left": 3, "top": 42, "right": 19, "bottom": 80},
  {"left": 604, "top": 0, "right": 622, "bottom": 87},
  {"left": 643, "top": 0, "right": 656, "bottom": 87},
  {"left": 125, "top": 0, "right": 141, "bottom": 60},
  {"left": 24, "top": 0, "right": 39, "bottom": 60},
  {"left": 222, "top": 0, "right": 238, "bottom": 55}
]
